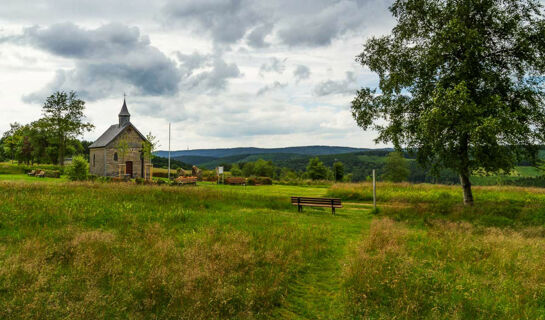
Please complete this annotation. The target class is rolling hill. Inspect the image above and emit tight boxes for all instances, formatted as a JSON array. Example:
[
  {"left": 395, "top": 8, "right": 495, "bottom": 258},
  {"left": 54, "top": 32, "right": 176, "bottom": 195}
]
[{"left": 154, "top": 146, "right": 374, "bottom": 159}]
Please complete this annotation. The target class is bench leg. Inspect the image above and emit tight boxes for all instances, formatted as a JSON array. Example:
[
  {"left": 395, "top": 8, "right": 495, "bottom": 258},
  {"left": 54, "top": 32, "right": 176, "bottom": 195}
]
[
  {"left": 332, "top": 207, "right": 335, "bottom": 215},
  {"left": 298, "top": 205, "right": 302, "bottom": 212}
]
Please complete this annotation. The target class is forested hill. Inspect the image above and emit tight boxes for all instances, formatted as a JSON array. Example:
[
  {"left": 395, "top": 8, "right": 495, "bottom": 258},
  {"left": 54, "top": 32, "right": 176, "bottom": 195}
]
[{"left": 154, "top": 146, "right": 375, "bottom": 158}]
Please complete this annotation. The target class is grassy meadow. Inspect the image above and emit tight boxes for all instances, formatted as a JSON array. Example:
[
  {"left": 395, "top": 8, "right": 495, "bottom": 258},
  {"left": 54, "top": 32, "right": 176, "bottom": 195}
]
[{"left": 1, "top": 173, "right": 545, "bottom": 318}]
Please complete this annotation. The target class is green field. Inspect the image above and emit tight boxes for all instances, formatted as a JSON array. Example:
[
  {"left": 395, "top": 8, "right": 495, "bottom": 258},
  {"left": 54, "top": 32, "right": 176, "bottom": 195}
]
[{"left": 1, "top": 175, "right": 545, "bottom": 318}]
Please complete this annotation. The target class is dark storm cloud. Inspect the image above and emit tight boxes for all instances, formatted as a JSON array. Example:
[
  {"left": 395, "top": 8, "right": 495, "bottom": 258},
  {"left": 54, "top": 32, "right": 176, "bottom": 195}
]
[
  {"left": 184, "top": 57, "right": 241, "bottom": 92},
  {"left": 16, "top": 23, "right": 181, "bottom": 101},
  {"left": 12, "top": 23, "right": 242, "bottom": 102},
  {"left": 294, "top": 65, "right": 311, "bottom": 82},
  {"left": 176, "top": 51, "right": 212, "bottom": 75},
  {"left": 161, "top": 0, "right": 391, "bottom": 47},
  {"left": 175, "top": 51, "right": 242, "bottom": 92},
  {"left": 314, "top": 71, "right": 358, "bottom": 96},
  {"left": 162, "top": 0, "right": 265, "bottom": 45},
  {"left": 246, "top": 23, "right": 273, "bottom": 48},
  {"left": 277, "top": 1, "right": 367, "bottom": 47},
  {"left": 19, "top": 23, "right": 144, "bottom": 58}
]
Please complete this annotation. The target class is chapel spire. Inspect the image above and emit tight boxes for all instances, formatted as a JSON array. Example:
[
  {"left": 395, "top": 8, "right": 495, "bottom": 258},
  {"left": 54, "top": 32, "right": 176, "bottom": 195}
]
[{"left": 119, "top": 95, "right": 130, "bottom": 127}]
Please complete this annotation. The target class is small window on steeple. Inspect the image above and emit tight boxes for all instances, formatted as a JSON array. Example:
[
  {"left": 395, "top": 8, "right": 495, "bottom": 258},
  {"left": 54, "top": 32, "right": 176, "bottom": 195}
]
[{"left": 114, "top": 152, "right": 118, "bottom": 161}]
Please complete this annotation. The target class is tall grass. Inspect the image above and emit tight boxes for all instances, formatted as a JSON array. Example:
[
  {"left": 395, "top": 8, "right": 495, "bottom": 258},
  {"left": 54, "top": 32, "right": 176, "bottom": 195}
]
[
  {"left": 328, "top": 182, "right": 545, "bottom": 228},
  {"left": 344, "top": 218, "right": 545, "bottom": 319},
  {"left": 0, "top": 181, "right": 329, "bottom": 319},
  {"left": 328, "top": 182, "right": 545, "bottom": 203}
]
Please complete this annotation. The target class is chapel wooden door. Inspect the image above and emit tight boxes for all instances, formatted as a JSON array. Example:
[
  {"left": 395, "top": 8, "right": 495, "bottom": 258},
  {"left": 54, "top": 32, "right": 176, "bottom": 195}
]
[{"left": 126, "top": 161, "right": 133, "bottom": 177}]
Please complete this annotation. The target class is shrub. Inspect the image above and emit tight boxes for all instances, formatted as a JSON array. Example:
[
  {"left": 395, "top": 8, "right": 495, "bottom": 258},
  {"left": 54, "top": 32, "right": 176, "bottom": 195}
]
[
  {"left": 256, "top": 177, "right": 273, "bottom": 185},
  {"left": 245, "top": 177, "right": 273, "bottom": 186},
  {"left": 135, "top": 178, "right": 145, "bottom": 185},
  {"left": 97, "top": 176, "right": 112, "bottom": 183},
  {"left": 44, "top": 170, "right": 61, "bottom": 178},
  {"left": 230, "top": 163, "right": 242, "bottom": 177},
  {"left": 87, "top": 174, "right": 98, "bottom": 181},
  {"left": 247, "top": 177, "right": 257, "bottom": 186},
  {"left": 66, "top": 155, "right": 88, "bottom": 181},
  {"left": 306, "top": 157, "right": 329, "bottom": 180}
]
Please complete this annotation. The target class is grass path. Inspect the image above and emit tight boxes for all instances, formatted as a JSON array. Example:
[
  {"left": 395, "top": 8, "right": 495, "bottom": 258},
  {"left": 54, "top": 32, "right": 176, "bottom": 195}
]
[
  {"left": 0, "top": 177, "right": 374, "bottom": 318},
  {"left": 198, "top": 182, "right": 374, "bottom": 318},
  {"left": 273, "top": 203, "right": 373, "bottom": 319}
]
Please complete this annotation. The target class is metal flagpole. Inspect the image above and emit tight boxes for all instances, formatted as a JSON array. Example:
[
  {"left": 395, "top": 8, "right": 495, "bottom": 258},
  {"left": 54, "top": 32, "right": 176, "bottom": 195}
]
[
  {"left": 373, "top": 169, "right": 376, "bottom": 210},
  {"left": 168, "top": 123, "right": 171, "bottom": 180}
]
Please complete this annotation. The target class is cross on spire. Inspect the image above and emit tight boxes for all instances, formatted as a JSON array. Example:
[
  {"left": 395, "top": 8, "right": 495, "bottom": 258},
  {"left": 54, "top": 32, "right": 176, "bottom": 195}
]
[{"left": 119, "top": 94, "right": 131, "bottom": 127}]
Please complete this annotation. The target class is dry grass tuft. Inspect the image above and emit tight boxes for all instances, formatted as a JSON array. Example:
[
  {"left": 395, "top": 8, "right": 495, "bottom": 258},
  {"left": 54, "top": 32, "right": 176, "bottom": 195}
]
[{"left": 344, "top": 218, "right": 545, "bottom": 319}]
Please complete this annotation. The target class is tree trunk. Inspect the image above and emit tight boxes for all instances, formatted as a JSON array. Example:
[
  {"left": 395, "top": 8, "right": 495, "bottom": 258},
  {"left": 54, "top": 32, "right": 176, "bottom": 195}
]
[
  {"left": 58, "top": 135, "right": 64, "bottom": 166},
  {"left": 459, "top": 172, "right": 474, "bottom": 205},
  {"left": 458, "top": 134, "right": 474, "bottom": 205}
]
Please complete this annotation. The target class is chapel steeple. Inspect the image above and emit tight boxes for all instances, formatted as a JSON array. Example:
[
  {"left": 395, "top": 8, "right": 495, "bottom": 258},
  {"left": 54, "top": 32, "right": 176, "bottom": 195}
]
[{"left": 119, "top": 96, "right": 130, "bottom": 127}]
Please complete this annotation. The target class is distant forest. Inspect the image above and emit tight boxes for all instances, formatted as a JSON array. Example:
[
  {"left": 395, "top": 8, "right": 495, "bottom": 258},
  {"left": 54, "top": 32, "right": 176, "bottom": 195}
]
[{"left": 150, "top": 147, "right": 544, "bottom": 184}]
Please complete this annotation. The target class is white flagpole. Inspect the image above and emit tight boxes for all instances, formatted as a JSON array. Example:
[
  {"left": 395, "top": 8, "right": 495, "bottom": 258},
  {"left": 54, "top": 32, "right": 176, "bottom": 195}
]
[{"left": 168, "top": 122, "right": 171, "bottom": 180}]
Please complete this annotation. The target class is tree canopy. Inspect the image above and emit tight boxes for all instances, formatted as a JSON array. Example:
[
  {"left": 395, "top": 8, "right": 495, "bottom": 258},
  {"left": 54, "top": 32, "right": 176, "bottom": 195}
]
[
  {"left": 306, "top": 157, "right": 329, "bottom": 180},
  {"left": 382, "top": 152, "right": 410, "bottom": 182},
  {"left": 333, "top": 161, "right": 345, "bottom": 182},
  {"left": 41, "top": 91, "right": 94, "bottom": 166},
  {"left": 351, "top": 0, "right": 545, "bottom": 204}
]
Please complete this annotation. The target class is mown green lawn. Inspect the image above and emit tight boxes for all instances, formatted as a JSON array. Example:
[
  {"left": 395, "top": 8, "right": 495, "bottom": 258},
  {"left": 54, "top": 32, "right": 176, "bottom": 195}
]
[
  {"left": 0, "top": 174, "right": 69, "bottom": 183},
  {"left": 1, "top": 176, "right": 545, "bottom": 319}
]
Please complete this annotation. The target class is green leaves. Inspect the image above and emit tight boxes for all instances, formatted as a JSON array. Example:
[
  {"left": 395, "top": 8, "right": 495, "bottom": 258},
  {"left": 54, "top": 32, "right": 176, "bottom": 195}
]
[
  {"left": 352, "top": 0, "right": 545, "bottom": 203},
  {"left": 41, "top": 91, "right": 94, "bottom": 165}
]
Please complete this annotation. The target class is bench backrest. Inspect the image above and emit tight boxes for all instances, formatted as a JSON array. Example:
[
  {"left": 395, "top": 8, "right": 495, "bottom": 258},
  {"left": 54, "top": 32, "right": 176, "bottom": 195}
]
[{"left": 291, "top": 197, "right": 342, "bottom": 207}]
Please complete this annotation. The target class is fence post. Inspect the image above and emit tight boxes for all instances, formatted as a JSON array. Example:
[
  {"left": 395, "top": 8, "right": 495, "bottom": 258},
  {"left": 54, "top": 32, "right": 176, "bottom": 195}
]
[{"left": 373, "top": 169, "right": 376, "bottom": 210}]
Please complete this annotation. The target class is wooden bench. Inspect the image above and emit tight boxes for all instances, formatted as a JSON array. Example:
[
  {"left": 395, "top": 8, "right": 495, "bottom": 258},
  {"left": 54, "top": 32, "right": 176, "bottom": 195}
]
[
  {"left": 175, "top": 176, "right": 197, "bottom": 185},
  {"left": 291, "top": 197, "right": 342, "bottom": 214},
  {"left": 225, "top": 177, "right": 246, "bottom": 185}
]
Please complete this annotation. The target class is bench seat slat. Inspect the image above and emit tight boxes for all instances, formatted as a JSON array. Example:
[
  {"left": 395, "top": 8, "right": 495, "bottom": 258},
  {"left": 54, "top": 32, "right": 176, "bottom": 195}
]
[
  {"left": 292, "top": 202, "right": 342, "bottom": 206},
  {"left": 290, "top": 197, "right": 341, "bottom": 199},
  {"left": 291, "top": 203, "right": 342, "bottom": 208}
]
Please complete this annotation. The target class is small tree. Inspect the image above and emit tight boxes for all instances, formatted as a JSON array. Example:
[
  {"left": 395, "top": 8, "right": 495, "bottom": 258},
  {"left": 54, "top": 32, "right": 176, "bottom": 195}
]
[
  {"left": 41, "top": 91, "right": 94, "bottom": 166},
  {"left": 242, "top": 162, "right": 255, "bottom": 177},
  {"left": 20, "top": 135, "right": 33, "bottom": 164},
  {"left": 67, "top": 155, "right": 89, "bottom": 181},
  {"left": 280, "top": 167, "right": 298, "bottom": 181},
  {"left": 333, "top": 161, "right": 344, "bottom": 182},
  {"left": 230, "top": 163, "right": 243, "bottom": 176},
  {"left": 306, "top": 157, "right": 328, "bottom": 180},
  {"left": 382, "top": 152, "right": 410, "bottom": 182},
  {"left": 142, "top": 132, "right": 160, "bottom": 162},
  {"left": 253, "top": 159, "right": 275, "bottom": 177},
  {"left": 2, "top": 123, "right": 21, "bottom": 163},
  {"left": 351, "top": 0, "right": 545, "bottom": 205}
]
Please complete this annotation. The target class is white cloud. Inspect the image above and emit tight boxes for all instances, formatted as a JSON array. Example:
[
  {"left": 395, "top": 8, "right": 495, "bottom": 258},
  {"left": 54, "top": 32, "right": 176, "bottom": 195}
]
[{"left": 0, "top": 0, "right": 395, "bottom": 149}]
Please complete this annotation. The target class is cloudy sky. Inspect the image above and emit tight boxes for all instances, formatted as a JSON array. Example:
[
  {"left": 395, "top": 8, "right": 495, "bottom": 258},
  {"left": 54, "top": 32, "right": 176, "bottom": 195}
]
[{"left": 0, "top": 0, "right": 395, "bottom": 150}]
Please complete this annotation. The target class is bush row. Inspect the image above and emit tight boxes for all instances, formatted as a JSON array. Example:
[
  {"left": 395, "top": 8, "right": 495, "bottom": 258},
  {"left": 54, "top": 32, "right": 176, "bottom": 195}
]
[{"left": 0, "top": 163, "right": 64, "bottom": 175}]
